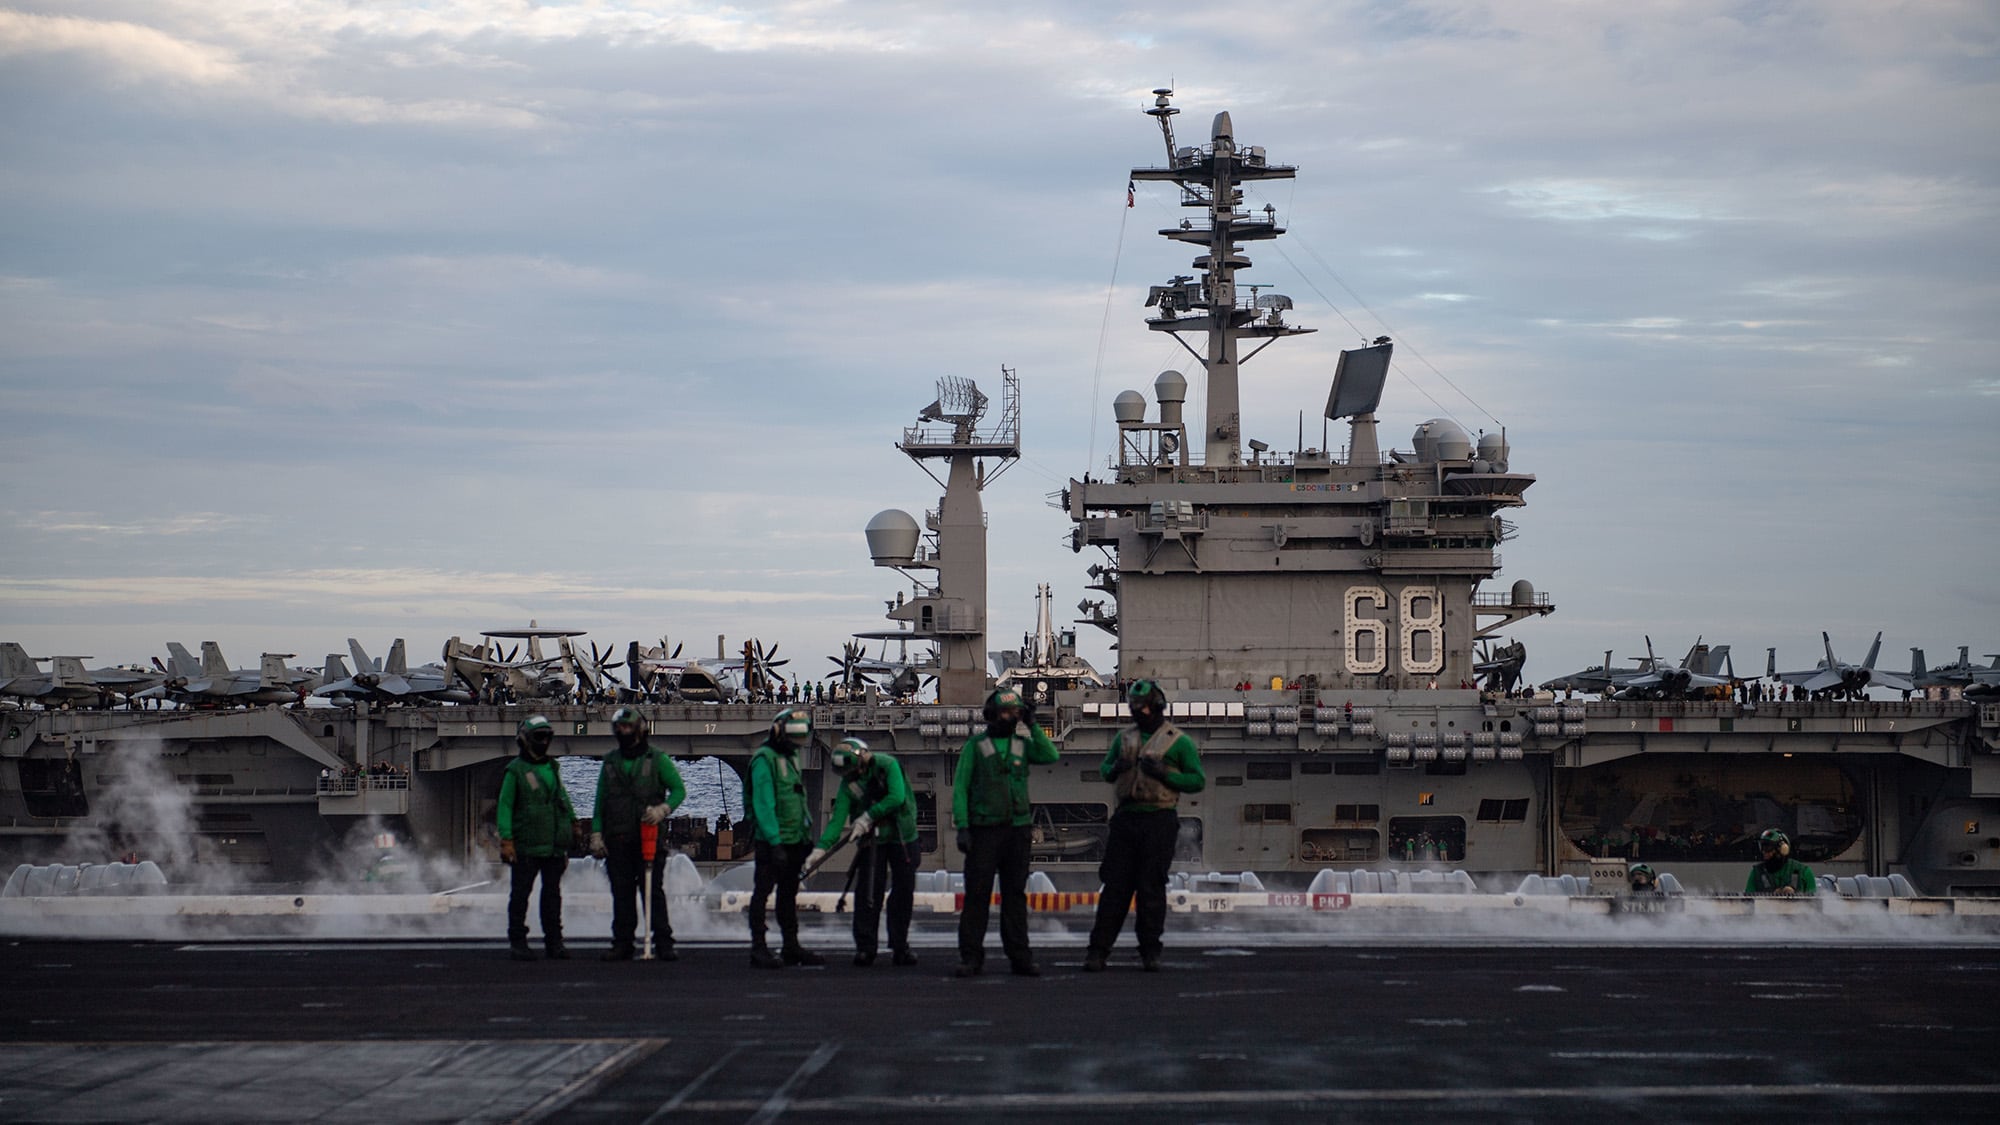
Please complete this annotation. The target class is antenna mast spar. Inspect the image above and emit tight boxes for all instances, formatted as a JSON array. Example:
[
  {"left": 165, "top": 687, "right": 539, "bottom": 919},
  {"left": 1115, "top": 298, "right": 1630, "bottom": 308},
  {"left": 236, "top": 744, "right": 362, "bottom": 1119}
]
[{"left": 1133, "top": 88, "right": 1312, "bottom": 466}]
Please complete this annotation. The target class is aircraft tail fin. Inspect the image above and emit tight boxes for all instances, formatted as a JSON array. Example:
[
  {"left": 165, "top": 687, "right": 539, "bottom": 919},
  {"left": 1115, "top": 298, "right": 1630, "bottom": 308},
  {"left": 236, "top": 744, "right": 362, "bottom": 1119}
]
[
  {"left": 386, "top": 639, "right": 407, "bottom": 677},
  {"left": 167, "top": 643, "right": 200, "bottom": 678},
  {"left": 347, "top": 638, "right": 374, "bottom": 676},
  {"left": 0, "top": 642, "right": 36, "bottom": 679},
  {"left": 1822, "top": 632, "right": 1840, "bottom": 673},
  {"left": 1958, "top": 645, "right": 1970, "bottom": 668},
  {"left": 1766, "top": 647, "right": 1777, "bottom": 680},
  {"left": 257, "top": 653, "right": 291, "bottom": 687},
  {"left": 1912, "top": 648, "right": 1926, "bottom": 681},
  {"left": 1863, "top": 631, "right": 1883, "bottom": 670},
  {"left": 200, "top": 642, "right": 229, "bottom": 677},
  {"left": 325, "top": 654, "right": 349, "bottom": 683},
  {"left": 1704, "top": 644, "right": 1730, "bottom": 676},
  {"left": 50, "top": 656, "right": 89, "bottom": 687}
]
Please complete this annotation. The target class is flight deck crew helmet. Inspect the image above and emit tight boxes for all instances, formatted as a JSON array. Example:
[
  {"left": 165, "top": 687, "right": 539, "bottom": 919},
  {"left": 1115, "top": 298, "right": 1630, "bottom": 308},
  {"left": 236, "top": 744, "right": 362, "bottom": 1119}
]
[
  {"left": 610, "top": 705, "right": 647, "bottom": 748},
  {"left": 771, "top": 706, "right": 813, "bottom": 747},
  {"left": 1126, "top": 679, "right": 1168, "bottom": 712},
  {"left": 982, "top": 688, "right": 1025, "bottom": 723},
  {"left": 830, "top": 737, "right": 871, "bottom": 776},
  {"left": 516, "top": 714, "right": 555, "bottom": 755},
  {"left": 1758, "top": 828, "right": 1791, "bottom": 857},
  {"left": 1628, "top": 862, "right": 1656, "bottom": 888}
]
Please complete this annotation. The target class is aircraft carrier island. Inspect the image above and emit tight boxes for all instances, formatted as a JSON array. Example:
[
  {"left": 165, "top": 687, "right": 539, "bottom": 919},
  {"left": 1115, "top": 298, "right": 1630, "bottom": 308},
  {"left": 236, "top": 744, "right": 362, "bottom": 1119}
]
[{"left": 5, "top": 90, "right": 1999, "bottom": 910}]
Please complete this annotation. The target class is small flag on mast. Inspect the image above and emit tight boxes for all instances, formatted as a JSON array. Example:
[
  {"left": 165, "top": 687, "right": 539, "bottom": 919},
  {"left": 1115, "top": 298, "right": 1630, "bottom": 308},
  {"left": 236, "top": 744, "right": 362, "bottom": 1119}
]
[{"left": 1127, "top": 181, "right": 1136, "bottom": 208}]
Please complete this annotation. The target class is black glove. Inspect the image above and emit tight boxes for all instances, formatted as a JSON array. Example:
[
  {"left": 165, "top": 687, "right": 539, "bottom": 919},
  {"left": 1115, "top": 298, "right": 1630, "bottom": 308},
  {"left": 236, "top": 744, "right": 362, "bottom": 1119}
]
[
  {"left": 1137, "top": 755, "right": 1170, "bottom": 780},
  {"left": 1021, "top": 700, "right": 1039, "bottom": 726},
  {"left": 956, "top": 829, "right": 971, "bottom": 854}
]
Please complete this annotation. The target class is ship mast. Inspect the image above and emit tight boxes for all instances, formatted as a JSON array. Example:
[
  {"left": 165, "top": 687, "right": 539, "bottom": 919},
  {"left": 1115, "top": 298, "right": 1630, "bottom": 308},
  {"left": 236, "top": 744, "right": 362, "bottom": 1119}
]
[
  {"left": 863, "top": 369, "right": 1021, "bottom": 705},
  {"left": 1133, "top": 88, "right": 1313, "bottom": 465}
]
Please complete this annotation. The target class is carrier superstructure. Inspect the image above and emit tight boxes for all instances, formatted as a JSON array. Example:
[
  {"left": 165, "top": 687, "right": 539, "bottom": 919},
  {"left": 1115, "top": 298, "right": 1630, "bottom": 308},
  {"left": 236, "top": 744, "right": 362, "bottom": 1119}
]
[{"left": 4, "top": 93, "right": 1999, "bottom": 898}]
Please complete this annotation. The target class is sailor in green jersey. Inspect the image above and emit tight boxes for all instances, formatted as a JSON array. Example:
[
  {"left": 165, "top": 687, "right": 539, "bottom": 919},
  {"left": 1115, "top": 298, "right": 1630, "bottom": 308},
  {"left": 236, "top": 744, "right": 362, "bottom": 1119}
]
[
  {"left": 497, "top": 715, "right": 576, "bottom": 961},
  {"left": 951, "top": 687, "right": 1060, "bottom": 978},
  {"left": 1083, "top": 680, "right": 1205, "bottom": 973},
  {"left": 590, "top": 706, "right": 687, "bottom": 961},
  {"left": 745, "top": 707, "right": 823, "bottom": 969},
  {"left": 806, "top": 737, "right": 920, "bottom": 967},
  {"left": 1745, "top": 828, "right": 1816, "bottom": 895}
]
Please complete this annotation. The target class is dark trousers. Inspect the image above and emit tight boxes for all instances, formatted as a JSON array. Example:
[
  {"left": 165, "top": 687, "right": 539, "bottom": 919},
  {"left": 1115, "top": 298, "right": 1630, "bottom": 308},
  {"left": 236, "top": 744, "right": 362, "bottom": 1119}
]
[
  {"left": 751, "top": 840, "right": 807, "bottom": 948},
  {"left": 1087, "top": 808, "right": 1180, "bottom": 958},
  {"left": 507, "top": 854, "right": 567, "bottom": 946},
  {"left": 851, "top": 838, "right": 919, "bottom": 956},
  {"left": 604, "top": 833, "right": 673, "bottom": 951},
  {"left": 959, "top": 824, "right": 1033, "bottom": 967}
]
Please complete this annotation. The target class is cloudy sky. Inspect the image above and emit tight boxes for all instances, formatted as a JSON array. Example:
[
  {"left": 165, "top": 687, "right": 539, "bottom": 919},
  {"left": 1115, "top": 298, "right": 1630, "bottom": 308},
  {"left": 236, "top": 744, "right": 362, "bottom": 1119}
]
[{"left": 2, "top": 0, "right": 1995, "bottom": 687}]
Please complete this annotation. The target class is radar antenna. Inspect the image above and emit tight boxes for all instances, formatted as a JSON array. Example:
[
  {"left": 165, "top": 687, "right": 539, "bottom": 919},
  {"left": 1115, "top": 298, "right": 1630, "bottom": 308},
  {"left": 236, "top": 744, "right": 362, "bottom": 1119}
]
[{"left": 1144, "top": 87, "right": 1180, "bottom": 165}]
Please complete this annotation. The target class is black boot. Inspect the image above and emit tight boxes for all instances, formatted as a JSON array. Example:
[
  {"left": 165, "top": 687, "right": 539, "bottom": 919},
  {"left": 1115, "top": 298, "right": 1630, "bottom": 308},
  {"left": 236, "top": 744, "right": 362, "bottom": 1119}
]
[
  {"left": 1009, "top": 959, "right": 1042, "bottom": 977},
  {"left": 782, "top": 943, "right": 825, "bottom": 967},
  {"left": 891, "top": 949, "right": 919, "bottom": 967},
  {"left": 852, "top": 951, "right": 877, "bottom": 967},
  {"left": 1082, "top": 951, "right": 1109, "bottom": 973},
  {"left": 510, "top": 940, "right": 538, "bottom": 962},
  {"left": 601, "top": 944, "right": 634, "bottom": 962},
  {"left": 1141, "top": 953, "right": 1162, "bottom": 973},
  {"left": 655, "top": 942, "right": 679, "bottom": 962},
  {"left": 544, "top": 941, "right": 570, "bottom": 961},
  {"left": 750, "top": 942, "right": 785, "bottom": 969}
]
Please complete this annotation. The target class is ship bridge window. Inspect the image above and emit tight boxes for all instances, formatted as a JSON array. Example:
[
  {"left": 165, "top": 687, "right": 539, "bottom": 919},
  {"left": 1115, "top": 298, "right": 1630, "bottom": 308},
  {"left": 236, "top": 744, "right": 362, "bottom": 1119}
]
[
  {"left": 1299, "top": 760, "right": 1334, "bottom": 775},
  {"left": 1241, "top": 803, "right": 1293, "bottom": 824},
  {"left": 1334, "top": 803, "right": 1380, "bottom": 824},
  {"left": 18, "top": 758, "right": 88, "bottom": 819},
  {"left": 1246, "top": 761, "right": 1292, "bottom": 781},
  {"left": 1477, "top": 798, "right": 1530, "bottom": 822}
]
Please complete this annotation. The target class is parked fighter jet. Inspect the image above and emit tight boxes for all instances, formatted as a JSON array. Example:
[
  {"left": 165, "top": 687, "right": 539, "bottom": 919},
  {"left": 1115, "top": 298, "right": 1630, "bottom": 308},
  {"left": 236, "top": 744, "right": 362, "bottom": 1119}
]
[
  {"left": 1540, "top": 649, "right": 1629, "bottom": 695},
  {"left": 0, "top": 643, "right": 158, "bottom": 707},
  {"left": 1911, "top": 646, "right": 2000, "bottom": 698},
  {"left": 1769, "top": 632, "right": 1913, "bottom": 700},
  {"left": 1612, "top": 637, "right": 1738, "bottom": 701},
  {"left": 137, "top": 642, "right": 320, "bottom": 706},
  {"left": 315, "top": 639, "right": 471, "bottom": 705}
]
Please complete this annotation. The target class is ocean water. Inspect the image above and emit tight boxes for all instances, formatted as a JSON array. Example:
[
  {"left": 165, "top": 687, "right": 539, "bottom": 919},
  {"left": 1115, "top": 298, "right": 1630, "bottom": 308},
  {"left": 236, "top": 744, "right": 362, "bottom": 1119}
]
[{"left": 559, "top": 754, "right": 744, "bottom": 828}]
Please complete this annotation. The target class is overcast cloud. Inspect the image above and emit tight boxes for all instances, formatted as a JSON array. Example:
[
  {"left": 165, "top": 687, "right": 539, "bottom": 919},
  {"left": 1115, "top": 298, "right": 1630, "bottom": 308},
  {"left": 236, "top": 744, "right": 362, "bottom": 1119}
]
[{"left": 1, "top": 0, "right": 1995, "bottom": 686}]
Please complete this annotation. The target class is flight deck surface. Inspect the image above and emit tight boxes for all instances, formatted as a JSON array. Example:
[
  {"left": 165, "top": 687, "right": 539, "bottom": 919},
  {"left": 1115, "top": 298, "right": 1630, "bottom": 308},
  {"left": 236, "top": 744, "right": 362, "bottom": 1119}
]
[{"left": 4, "top": 928, "right": 1996, "bottom": 1123}]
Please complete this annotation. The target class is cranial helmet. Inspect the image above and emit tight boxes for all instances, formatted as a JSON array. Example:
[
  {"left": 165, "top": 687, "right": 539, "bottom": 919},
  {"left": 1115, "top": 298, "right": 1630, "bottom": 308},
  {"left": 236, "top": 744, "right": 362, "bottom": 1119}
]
[
  {"left": 1126, "top": 679, "right": 1168, "bottom": 711},
  {"left": 1627, "top": 862, "right": 1656, "bottom": 887},
  {"left": 830, "top": 737, "right": 871, "bottom": 775},
  {"left": 771, "top": 706, "right": 813, "bottom": 746},
  {"left": 610, "top": 705, "right": 647, "bottom": 749},
  {"left": 1758, "top": 828, "right": 1791, "bottom": 857},
  {"left": 982, "top": 688, "right": 1025, "bottom": 723},
  {"left": 516, "top": 714, "right": 555, "bottom": 756}
]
